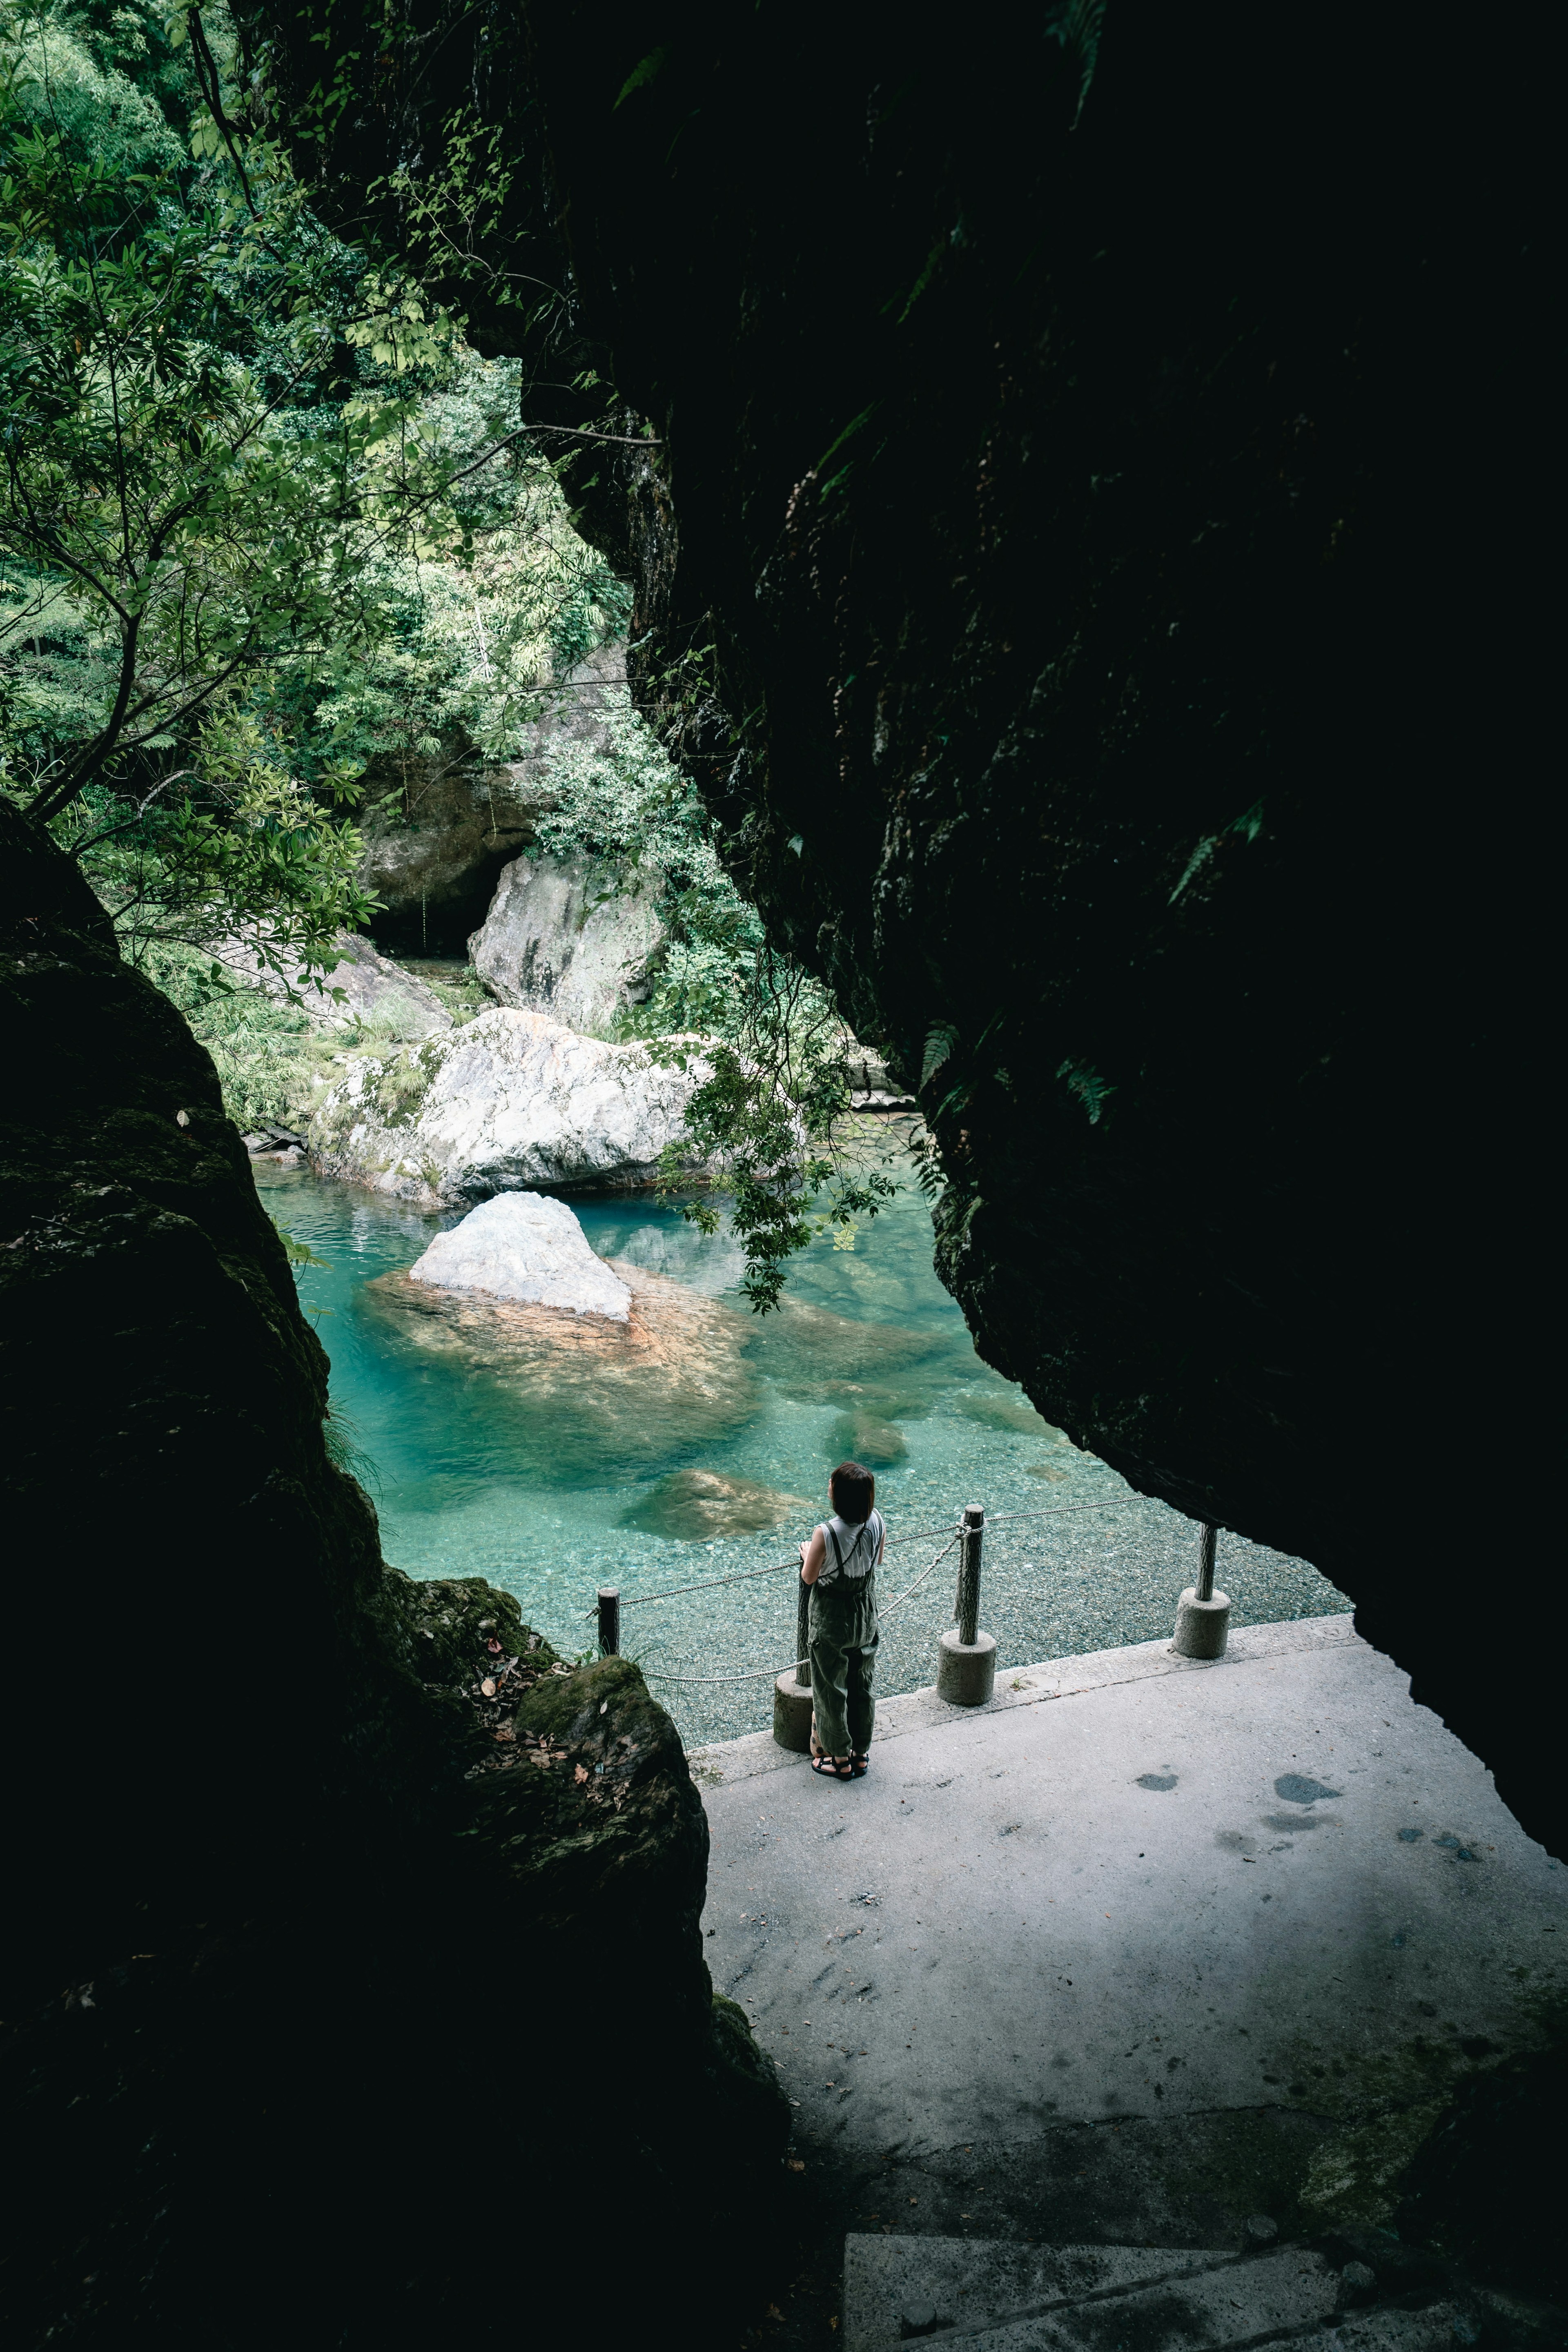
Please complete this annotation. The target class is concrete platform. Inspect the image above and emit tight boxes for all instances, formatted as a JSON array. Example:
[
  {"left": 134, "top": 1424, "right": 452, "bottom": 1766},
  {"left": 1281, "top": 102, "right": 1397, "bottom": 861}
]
[
  {"left": 693, "top": 1615, "right": 1564, "bottom": 2232},
  {"left": 841, "top": 2233, "right": 1455, "bottom": 2351}
]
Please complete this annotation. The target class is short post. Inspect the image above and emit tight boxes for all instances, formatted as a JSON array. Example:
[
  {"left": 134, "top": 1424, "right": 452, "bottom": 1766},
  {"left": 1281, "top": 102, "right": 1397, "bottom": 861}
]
[
  {"left": 597, "top": 1586, "right": 620, "bottom": 1659},
  {"left": 773, "top": 1558, "right": 815, "bottom": 1752},
  {"left": 938, "top": 1502, "right": 997, "bottom": 1706},
  {"left": 1172, "top": 1521, "right": 1231, "bottom": 1658}
]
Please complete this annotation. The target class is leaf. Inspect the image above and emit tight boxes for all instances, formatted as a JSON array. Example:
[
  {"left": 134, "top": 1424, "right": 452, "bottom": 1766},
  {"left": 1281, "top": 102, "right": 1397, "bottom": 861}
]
[
  {"left": 920, "top": 1022, "right": 959, "bottom": 1090},
  {"left": 480, "top": 1677, "right": 497, "bottom": 1697},
  {"left": 614, "top": 47, "right": 670, "bottom": 109},
  {"left": 574, "top": 1763, "right": 590, "bottom": 1784}
]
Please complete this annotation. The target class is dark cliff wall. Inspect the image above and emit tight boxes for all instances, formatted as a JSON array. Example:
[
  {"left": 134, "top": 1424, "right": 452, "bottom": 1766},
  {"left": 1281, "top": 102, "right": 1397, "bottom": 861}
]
[
  {"left": 253, "top": 2, "right": 1552, "bottom": 1848},
  {"left": 0, "top": 802, "right": 785, "bottom": 2342}
]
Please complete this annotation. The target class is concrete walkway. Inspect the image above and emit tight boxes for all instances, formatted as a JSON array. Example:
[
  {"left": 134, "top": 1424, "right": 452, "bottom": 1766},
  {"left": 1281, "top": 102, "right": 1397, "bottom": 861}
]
[{"left": 693, "top": 1615, "right": 1563, "bottom": 2232}]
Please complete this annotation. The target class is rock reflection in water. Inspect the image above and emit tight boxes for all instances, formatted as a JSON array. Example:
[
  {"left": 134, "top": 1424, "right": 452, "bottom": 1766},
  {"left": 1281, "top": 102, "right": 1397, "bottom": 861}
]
[{"left": 361, "top": 1257, "right": 757, "bottom": 1478}]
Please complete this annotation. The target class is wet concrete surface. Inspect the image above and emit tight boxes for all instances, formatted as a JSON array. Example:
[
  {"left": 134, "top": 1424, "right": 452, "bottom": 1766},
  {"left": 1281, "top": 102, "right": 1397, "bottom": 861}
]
[{"left": 694, "top": 1616, "right": 1564, "bottom": 2262}]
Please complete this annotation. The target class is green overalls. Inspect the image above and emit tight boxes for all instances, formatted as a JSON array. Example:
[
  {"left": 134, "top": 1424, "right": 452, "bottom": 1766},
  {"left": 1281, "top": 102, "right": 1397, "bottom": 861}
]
[{"left": 809, "top": 1513, "right": 882, "bottom": 1757}]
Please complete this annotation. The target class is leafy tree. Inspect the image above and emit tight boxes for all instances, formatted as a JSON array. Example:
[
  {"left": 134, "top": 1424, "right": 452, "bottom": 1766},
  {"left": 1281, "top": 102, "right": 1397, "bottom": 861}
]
[
  {"left": 531, "top": 686, "right": 897, "bottom": 1310},
  {"left": 0, "top": 0, "right": 614, "bottom": 988}
]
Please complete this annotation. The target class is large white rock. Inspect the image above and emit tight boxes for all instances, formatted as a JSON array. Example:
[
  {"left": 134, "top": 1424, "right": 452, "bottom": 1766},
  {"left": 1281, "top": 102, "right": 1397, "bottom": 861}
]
[
  {"left": 408, "top": 1193, "right": 631, "bottom": 1321},
  {"left": 307, "top": 1005, "right": 706, "bottom": 1206},
  {"left": 469, "top": 852, "right": 666, "bottom": 1038},
  {"left": 215, "top": 929, "right": 453, "bottom": 1040}
]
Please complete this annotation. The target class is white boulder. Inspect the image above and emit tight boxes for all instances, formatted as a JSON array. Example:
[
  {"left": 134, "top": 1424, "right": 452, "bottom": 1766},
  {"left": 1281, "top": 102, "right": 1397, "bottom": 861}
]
[
  {"left": 216, "top": 929, "right": 452, "bottom": 1040},
  {"left": 409, "top": 1193, "right": 631, "bottom": 1321},
  {"left": 469, "top": 853, "right": 666, "bottom": 1037},
  {"left": 307, "top": 1005, "right": 706, "bottom": 1206}
]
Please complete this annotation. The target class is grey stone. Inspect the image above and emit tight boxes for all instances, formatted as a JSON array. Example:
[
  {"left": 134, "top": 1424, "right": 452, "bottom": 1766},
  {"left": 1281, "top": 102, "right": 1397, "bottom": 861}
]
[
  {"left": 1340, "top": 2260, "right": 1378, "bottom": 2298},
  {"left": 470, "top": 849, "right": 667, "bottom": 1037},
  {"left": 1245, "top": 2213, "right": 1280, "bottom": 2243},
  {"left": 846, "top": 1042, "right": 915, "bottom": 1109},
  {"left": 307, "top": 1006, "right": 708, "bottom": 1205},
  {"left": 358, "top": 645, "right": 624, "bottom": 954},
  {"left": 408, "top": 1191, "right": 631, "bottom": 1321},
  {"left": 217, "top": 928, "right": 453, "bottom": 1040}
]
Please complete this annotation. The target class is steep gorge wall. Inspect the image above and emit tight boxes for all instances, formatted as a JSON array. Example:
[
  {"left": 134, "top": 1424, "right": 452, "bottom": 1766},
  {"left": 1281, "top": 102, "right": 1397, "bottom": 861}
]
[
  {"left": 254, "top": 4, "right": 1552, "bottom": 1846},
  {"left": 0, "top": 802, "right": 785, "bottom": 2342}
]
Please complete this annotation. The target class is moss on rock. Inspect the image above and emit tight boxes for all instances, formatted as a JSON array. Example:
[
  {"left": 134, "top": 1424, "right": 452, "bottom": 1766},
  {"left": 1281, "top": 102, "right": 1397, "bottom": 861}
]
[{"left": 0, "top": 798, "right": 788, "bottom": 2347}]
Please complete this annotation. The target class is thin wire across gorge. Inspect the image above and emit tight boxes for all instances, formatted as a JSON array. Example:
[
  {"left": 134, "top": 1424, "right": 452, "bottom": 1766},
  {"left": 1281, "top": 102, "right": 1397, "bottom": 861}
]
[
  {"left": 582, "top": 1517, "right": 975, "bottom": 1617},
  {"left": 585, "top": 1494, "right": 1159, "bottom": 1627},
  {"left": 637, "top": 1535, "right": 960, "bottom": 1685}
]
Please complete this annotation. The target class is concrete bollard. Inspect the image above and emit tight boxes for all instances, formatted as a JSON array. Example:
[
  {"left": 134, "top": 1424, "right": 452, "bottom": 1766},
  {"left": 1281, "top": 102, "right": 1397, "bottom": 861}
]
[
  {"left": 773, "top": 1671, "right": 815, "bottom": 1751},
  {"left": 1172, "top": 1523, "right": 1230, "bottom": 1657},
  {"left": 938, "top": 1505, "right": 996, "bottom": 1704},
  {"left": 774, "top": 1570, "right": 815, "bottom": 1750},
  {"left": 1172, "top": 1586, "right": 1231, "bottom": 1657},
  {"left": 937, "top": 1627, "right": 997, "bottom": 1706}
]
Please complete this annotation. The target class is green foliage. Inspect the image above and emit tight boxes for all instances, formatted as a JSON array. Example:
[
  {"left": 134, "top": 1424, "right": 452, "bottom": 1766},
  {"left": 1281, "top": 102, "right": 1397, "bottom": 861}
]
[
  {"left": 270, "top": 1218, "right": 330, "bottom": 1268},
  {"left": 0, "top": 0, "right": 624, "bottom": 991},
  {"left": 658, "top": 963, "right": 898, "bottom": 1314},
  {"left": 0, "top": 0, "right": 895, "bottom": 1317},
  {"left": 531, "top": 684, "right": 898, "bottom": 1310},
  {"left": 145, "top": 940, "right": 323, "bottom": 1126}
]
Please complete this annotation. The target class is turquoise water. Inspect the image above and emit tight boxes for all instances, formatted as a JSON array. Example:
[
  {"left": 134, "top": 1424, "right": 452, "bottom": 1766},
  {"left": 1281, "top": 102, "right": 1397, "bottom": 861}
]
[{"left": 253, "top": 1156, "right": 1347, "bottom": 1745}]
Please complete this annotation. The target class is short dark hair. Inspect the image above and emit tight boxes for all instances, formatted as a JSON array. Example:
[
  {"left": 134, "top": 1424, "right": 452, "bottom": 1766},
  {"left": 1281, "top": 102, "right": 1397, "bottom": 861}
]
[{"left": 830, "top": 1460, "right": 875, "bottom": 1524}]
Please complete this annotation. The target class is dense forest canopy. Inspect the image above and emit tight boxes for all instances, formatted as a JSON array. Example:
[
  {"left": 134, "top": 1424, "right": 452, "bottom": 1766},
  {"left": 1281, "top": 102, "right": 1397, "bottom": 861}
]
[{"left": 0, "top": 0, "right": 893, "bottom": 1303}]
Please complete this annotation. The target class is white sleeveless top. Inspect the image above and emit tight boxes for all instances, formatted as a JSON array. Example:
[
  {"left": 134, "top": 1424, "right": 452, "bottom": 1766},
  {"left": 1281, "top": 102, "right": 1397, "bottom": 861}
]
[{"left": 815, "top": 1509, "right": 884, "bottom": 1587}]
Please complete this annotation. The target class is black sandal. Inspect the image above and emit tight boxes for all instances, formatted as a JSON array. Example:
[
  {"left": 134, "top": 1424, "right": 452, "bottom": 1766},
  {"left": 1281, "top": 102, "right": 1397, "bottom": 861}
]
[
  {"left": 849, "top": 1751, "right": 870, "bottom": 1777},
  {"left": 811, "top": 1753, "right": 853, "bottom": 1779}
]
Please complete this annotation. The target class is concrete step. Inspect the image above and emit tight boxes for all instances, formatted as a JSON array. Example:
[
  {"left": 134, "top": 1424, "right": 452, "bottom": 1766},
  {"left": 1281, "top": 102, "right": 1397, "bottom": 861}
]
[{"left": 842, "top": 2235, "right": 1455, "bottom": 2352}]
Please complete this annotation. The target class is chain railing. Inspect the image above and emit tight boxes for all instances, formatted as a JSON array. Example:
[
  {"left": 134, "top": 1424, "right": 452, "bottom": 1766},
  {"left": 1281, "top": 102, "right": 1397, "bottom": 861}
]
[{"left": 585, "top": 1497, "right": 1232, "bottom": 1747}]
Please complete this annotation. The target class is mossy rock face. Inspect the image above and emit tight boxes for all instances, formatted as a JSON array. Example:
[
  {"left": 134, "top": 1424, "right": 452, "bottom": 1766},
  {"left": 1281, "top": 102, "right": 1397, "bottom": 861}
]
[
  {"left": 249, "top": 0, "right": 1556, "bottom": 1855},
  {"left": 372, "top": 1565, "right": 557, "bottom": 1691},
  {"left": 0, "top": 803, "right": 787, "bottom": 2345}
]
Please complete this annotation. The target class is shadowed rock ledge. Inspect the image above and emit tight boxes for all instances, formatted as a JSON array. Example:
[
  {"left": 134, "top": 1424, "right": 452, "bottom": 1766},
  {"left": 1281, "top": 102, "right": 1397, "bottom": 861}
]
[
  {"left": 0, "top": 800, "right": 787, "bottom": 2345},
  {"left": 248, "top": 0, "right": 1552, "bottom": 1856}
]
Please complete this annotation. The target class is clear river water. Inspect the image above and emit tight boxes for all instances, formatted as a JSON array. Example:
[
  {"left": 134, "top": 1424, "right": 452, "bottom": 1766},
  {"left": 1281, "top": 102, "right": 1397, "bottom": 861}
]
[{"left": 253, "top": 1154, "right": 1348, "bottom": 1747}]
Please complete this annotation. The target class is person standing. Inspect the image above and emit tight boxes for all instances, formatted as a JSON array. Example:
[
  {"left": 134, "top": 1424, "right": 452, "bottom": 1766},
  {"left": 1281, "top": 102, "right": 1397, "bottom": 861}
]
[{"left": 797, "top": 1460, "right": 884, "bottom": 1780}]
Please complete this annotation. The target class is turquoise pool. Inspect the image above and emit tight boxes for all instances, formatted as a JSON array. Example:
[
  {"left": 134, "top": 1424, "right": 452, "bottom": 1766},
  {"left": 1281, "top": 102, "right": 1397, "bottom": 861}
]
[{"left": 253, "top": 1156, "right": 1347, "bottom": 1745}]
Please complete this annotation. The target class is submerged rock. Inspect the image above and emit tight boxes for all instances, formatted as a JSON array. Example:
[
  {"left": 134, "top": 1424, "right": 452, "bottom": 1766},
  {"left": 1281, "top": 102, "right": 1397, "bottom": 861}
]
[
  {"left": 361, "top": 1257, "right": 756, "bottom": 1474},
  {"left": 825, "top": 1410, "right": 907, "bottom": 1466},
  {"left": 470, "top": 851, "right": 667, "bottom": 1036},
  {"left": 307, "top": 1005, "right": 706, "bottom": 1205},
  {"left": 410, "top": 1192, "right": 631, "bottom": 1321},
  {"left": 620, "top": 1468, "right": 809, "bottom": 1541}
]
